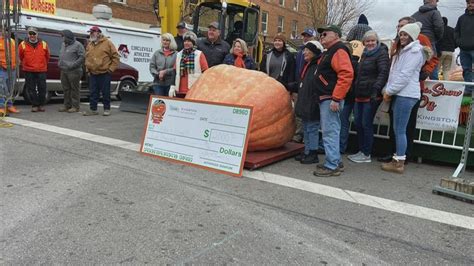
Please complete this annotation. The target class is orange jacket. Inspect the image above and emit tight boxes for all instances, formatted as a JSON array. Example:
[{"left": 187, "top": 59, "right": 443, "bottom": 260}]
[
  {"left": 0, "top": 37, "right": 16, "bottom": 69},
  {"left": 331, "top": 49, "right": 355, "bottom": 101},
  {"left": 417, "top": 34, "right": 439, "bottom": 75},
  {"left": 19, "top": 39, "right": 50, "bottom": 72}
]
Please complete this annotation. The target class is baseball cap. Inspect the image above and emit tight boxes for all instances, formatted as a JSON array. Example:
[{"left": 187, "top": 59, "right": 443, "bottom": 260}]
[
  {"left": 87, "top": 26, "right": 102, "bottom": 33},
  {"left": 208, "top": 22, "right": 219, "bottom": 29},
  {"left": 27, "top": 27, "right": 38, "bottom": 34},
  {"left": 317, "top": 25, "right": 342, "bottom": 37},
  {"left": 301, "top": 28, "right": 315, "bottom": 37},
  {"left": 176, "top": 21, "right": 186, "bottom": 29}
]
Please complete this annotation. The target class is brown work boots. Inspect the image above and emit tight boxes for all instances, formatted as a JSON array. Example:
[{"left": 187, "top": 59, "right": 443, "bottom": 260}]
[{"left": 381, "top": 159, "right": 405, "bottom": 174}]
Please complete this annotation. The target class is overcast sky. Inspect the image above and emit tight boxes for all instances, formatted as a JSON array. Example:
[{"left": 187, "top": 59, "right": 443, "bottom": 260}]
[{"left": 366, "top": 0, "right": 467, "bottom": 39}]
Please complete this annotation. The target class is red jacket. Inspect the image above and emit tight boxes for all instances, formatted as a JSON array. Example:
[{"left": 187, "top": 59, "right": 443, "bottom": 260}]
[{"left": 19, "top": 39, "right": 50, "bottom": 72}]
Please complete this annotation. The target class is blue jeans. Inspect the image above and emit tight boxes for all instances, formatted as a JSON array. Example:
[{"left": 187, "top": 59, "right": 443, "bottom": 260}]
[
  {"left": 302, "top": 120, "right": 320, "bottom": 154},
  {"left": 354, "top": 100, "right": 381, "bottom": 156},
  {"left": 339, "top": 100, "right": 354, "bottom": 154},
  {"left": 430, "top": 64, "right": 439, "bottom": 80},
  {"left": 392, "top": 96, "right": 418, "bottom": 157},
  {"left": 89, "top": 73, "right": 111, "bottom": 111},
  {"left": 153, "top": 85, "right": 170, "bottom": 96},
  {"left": 320, "top": 100, "right": 344, "bottom": 170},
  {"left": 459, "top": 49, "right": 474, "bottom": 94},
  {"left": 0, "top": 69, "right": 15, "bottom": 107}
]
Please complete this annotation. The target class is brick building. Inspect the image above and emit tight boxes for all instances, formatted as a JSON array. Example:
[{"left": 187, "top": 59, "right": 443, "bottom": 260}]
[
  {"left": 56, "top": 0, "right": 157, "bottom": 29},
  {"left": 254, "top": 0, "right": 321, "bottom": 42},
  {"left": 56, "top": 0, "right": 324, "bottom": 42}
]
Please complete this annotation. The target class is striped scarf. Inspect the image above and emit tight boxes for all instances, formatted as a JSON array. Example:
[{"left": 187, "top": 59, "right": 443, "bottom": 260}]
[{"left": 180, "top": 47, "right": 196, "bottom": 76}]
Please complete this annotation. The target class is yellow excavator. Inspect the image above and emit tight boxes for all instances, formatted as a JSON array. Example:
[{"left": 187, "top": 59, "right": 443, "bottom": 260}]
[
  {"left": 155, "top": 0, "right": 263, "bottom": 62},
  {"left": 119, "top": 0, "right": 262, "bottom": 113}
]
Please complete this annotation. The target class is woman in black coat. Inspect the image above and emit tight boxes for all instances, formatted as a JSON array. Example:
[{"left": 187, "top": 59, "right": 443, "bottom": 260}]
[
  {"left": 294, "top": 41, "right": 324, "bottom": 164},
  {"left": 348, "top": 30, "right": 390, "bottom": 163}
]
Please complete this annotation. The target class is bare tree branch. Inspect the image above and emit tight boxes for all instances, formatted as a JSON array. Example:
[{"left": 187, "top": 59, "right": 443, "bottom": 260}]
[{"left": 305, "top": 0, "right": 375, "bottom": 33}]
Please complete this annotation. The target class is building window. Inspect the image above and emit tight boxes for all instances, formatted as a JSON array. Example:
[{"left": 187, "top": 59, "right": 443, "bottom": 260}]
[
  {"left": 261, "top": 11, "right": 268, "bottom": 34},
  {"left": 291, "top": 20, "right": 298, "bottom": 39},
  {"left": 278, "top": 16, "right": 284, "bottom": 33},
  {"left": 293, "top": 0, "right": 299, "bottom": 11},
  {"left": 279, "top": 0, "right": 285, "bottom": 7},
  {"left": 112, "top": 0, "right": 126, "bottom": 4}
]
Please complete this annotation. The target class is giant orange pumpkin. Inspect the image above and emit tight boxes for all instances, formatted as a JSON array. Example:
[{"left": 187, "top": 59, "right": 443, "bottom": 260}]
[{"left": 185, "top": 65, "right": 295, "bottom": 151}]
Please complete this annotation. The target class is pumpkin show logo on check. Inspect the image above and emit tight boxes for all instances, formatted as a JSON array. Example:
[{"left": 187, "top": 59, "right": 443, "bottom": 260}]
[{"left": 151, "top": 99, "right": 166, "bottom": 124}]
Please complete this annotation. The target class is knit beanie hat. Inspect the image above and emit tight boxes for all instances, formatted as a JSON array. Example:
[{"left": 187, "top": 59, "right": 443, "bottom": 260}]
[
  {"left": 358, "top": 14, "right": 369, "bottom": 25},
  {"left": 304, "top": 40, "right": 324, "bottom": 55},
  {"left": 183, "top": 31, "right": 197, "bottom": 45},
  {"left": 399, "top": 22, "right": 422, "bottom": 41},
  {"left": 274, "top": 33, "right": 286, "bottom": 43}
]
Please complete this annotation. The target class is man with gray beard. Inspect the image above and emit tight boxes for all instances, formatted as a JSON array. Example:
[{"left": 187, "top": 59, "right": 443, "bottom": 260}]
[{"left": 84, "top": 26, "right": 119, "bottom": 116}]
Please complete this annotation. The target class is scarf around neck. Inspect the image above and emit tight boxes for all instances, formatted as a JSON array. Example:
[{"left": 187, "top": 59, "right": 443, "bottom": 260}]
[
  {"left": 363, "top": 43, "right": 381, "bottom": 57},
  {"left": 233, "top": 51, "right": 245, "bottom": 68},
  {"left": 180, "top": 47, "right": 196, "bottom": 76}
]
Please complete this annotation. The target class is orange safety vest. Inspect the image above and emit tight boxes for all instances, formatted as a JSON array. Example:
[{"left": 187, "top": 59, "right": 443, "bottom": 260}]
[
  {"left": 0, "top": 37, "right": 16, "bottom": 69},
  {"left": 19, "top": 40, "right": 50, "bottom": 72}
]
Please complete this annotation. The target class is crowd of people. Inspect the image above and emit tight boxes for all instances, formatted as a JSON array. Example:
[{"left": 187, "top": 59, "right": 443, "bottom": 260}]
[{"left": 0, "top": 0, "right": 473, "bottom": 176}]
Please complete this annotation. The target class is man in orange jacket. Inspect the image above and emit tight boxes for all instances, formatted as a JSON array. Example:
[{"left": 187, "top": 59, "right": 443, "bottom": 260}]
[
  {"left": 0, "top": 32, "right": 18, "bottom": 115},
  {"left": 313, "top": 25, "right": 355, "bottom": 177},
  {"left": 19, "top": 27, "right": 50, "bottom": 112}
]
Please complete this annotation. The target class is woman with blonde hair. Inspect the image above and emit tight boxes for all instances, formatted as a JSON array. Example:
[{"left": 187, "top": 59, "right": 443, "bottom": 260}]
[
  {"left": 149, "top": 33, "right": 178, "bottom": 96},
  {"left": 223, "top": 38, "right": 256, "bottom": 70}
]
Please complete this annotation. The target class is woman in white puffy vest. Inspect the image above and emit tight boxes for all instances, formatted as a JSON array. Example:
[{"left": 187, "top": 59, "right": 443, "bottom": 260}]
[{"left": 168, "top": 31, "right": 209, "bottom": 98}]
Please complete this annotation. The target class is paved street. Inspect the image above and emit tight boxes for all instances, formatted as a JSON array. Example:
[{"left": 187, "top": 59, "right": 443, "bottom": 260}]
[{"left": 1, "top": 101, "right": 473, "bottom": 264}]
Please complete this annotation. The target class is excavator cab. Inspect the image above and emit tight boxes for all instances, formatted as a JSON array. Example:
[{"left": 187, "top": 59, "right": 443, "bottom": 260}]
[
  {"left": 120, "top": 0, "right": 262, "bottom": 114},
  {"left": 192, "top": 0, "right": 261, "bottom": 60}
]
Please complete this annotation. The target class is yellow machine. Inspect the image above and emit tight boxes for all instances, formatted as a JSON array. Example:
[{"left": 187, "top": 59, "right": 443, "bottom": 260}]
[
  {"left": 119, "top": 0, "right": 263, "bottom": 113},
  {"left": 154, "top": 0, "right": 263, "bottom": 63}
]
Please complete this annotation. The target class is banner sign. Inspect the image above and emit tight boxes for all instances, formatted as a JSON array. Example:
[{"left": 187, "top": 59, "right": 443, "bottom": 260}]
[
  {"left": 417, "top": 80, "right": 465, "bottom": 131},
  {"left": 374, "top": 80, "right": 465, "bottom": 132},
  {"left": 140, "top": 96, "right": 253, "bottom": 176},
  {"left": 6, "top": 0, "right": 56, "bottom": 15}
]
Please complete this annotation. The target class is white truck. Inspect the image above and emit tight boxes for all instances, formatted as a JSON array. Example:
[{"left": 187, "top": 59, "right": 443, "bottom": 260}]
[{"left": 14, "top": 11, "right": 162, "bottom": 101}]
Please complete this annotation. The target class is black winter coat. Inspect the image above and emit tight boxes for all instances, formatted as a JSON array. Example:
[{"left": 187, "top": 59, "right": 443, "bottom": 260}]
[
  {"left": 295, "top": 58, "right": 320, "bottom": 121},
  {"left": 354, "top": 44, "right": 390, "bottom": 99},
  {"left": 260, "top": 48, "right": 296, "bottom": 91},
  {"left": 455, "top": 9, "right": 474, "bottom": 50},
  {"left": 438, "top": 25, "right": 456, "bottom": 52},
  {"left": 197, "top": 37, "right": 230, "bottom": 67}
]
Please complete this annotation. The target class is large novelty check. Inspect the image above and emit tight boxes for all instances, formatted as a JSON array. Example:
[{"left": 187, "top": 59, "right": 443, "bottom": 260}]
[{"left": 140, "top": 96, "right": 253, "bottom": 176}]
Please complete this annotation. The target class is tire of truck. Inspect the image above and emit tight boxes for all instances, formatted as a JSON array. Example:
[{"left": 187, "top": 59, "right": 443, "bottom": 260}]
[
  {"left": 22, "top": 85, "right": 52, "bottom": 105},
  {"left": 116, "top": 79, "right": 136, "bottom": 101}
]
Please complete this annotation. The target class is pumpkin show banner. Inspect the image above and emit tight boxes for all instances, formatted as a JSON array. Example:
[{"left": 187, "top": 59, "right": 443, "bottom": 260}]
[
  {"left": 417, "top": 80, "right": 465, "bottom": 131},
  {"left": 374, "top": 80, "right": 465, "bottom": 132},
  {"left": 5, "top": 0, "right": 56, "bottom": 15},
  {"left": 140, "top": 96, "right": 253, "bottom": 177}
]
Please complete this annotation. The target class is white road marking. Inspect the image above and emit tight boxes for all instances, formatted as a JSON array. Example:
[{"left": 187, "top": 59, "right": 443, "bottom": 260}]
[
  {"left": 80, "top": 102, "right": 121, "bottom": 109},
  {"left": 5, "top": 117, "right": 474, "bottom": 230}
]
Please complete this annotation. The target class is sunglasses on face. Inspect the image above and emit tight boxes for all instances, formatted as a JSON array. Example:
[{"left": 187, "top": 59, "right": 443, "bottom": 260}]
[{"left": 28, "top": 32, "right": 36, "bottom": 36}]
